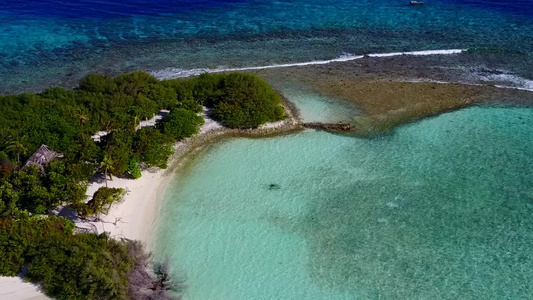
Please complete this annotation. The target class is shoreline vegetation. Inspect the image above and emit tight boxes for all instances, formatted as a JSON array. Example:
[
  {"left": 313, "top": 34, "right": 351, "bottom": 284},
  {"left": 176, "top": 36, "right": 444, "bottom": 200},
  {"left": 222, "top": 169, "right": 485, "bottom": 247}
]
[
  {"left": 1, "top": 64, "right": 531, "bottom": 299},
  {"left": 0, "top": 71, "right": 295, "bottom": 299},
  {"left": 77, "top": 94, "right": 303, "bottom": 247}
]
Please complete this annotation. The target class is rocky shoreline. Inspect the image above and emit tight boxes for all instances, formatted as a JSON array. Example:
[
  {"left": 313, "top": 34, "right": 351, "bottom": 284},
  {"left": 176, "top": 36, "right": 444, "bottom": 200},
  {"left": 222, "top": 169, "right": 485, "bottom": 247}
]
[{"left": 303, "top": 122, "right": 355, "bottom": 133}]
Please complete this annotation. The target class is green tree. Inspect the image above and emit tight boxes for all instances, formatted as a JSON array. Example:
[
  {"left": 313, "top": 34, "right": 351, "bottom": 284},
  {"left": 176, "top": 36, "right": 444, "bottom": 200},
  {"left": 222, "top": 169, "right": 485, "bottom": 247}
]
[
  {"left": 103, "top": 130, "right": 134, "bottom": 177},
  {"left": 8, "top": 166, "right": 55, "bottom": 214},
  {"left": 43, "top": 161, "right": 88, "bottom": 208},
  {"left": 0, "top": 217, "right": 73, "bottom": 276},
  {"left": 100, "top": 154, "right": 114, "bottom": 187},
  {"left": 159, "top": 108, "right": 204, "bottom": 140},
  {"left": 210, "top": 73, "right": 286, "bottom": 128},
  {"left": 84, "top": 187, "right": 124, "bottom": 217},
  {"left": 133, "top": 128, "right": 174, "bottom": 168},
  {"left": 0, "top": 182, "right": 18, "bottom": 217},
  {"left": 6, "top": 141, "right": 27, "bottom": 168},
  {"left": 127, "top": 159, "right": 142, "bottom": 179},
  {"left": 75, "top": 108, "right": 90, "bottom": 133},
  {"left": 78, "top": 73, "right": 117, "bottom": 94}
]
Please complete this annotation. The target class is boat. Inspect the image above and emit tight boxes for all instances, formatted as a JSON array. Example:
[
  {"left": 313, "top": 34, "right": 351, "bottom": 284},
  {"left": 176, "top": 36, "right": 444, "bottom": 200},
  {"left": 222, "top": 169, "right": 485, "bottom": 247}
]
[{"left": 410, "top": 0, "right": 424, "bottom": 4}]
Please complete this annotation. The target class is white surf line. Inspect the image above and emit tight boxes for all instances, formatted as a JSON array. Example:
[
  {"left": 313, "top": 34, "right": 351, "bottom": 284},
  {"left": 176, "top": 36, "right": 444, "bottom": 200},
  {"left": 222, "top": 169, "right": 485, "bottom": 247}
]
[
  {"left": 404, "top": 78, "right": 533, "bottom": 92},
  {"left": 151, "top": 49, "right": 466, "bottom": 80},
  {"left": 493, "top": 84, "right": 533, "bottom": 92}
]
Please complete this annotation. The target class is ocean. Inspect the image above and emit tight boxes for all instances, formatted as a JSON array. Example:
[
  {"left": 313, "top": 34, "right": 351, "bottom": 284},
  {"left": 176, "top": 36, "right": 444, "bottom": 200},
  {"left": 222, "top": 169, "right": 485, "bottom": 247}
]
[
  {"left": 1, "top": 0, "right": 533, "bottom": 93},
  {"left": 2, "top": 1, "right": 533, "bottom": 299},
  {"left": 154, "top": 105, "right": 533, "bottom": 299}
]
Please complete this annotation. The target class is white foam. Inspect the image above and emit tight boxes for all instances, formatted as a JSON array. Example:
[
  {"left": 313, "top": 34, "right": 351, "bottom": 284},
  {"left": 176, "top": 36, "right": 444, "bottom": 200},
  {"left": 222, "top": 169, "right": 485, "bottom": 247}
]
[
  {"left": 477, "top": 72, "right": 533, "bottom": 92},
  {"left": 151, "top": 49, "right": 466, "bottom": 80},
  {"left": 405, "top": 76, "right": 533, "bottom": 93}
]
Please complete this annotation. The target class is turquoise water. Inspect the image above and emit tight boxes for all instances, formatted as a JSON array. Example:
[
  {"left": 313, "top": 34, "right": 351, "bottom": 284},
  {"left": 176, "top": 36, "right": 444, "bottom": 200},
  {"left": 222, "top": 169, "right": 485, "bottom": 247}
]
[
  {"left": 155, "top": 106, "right": 533, "bottom": 299},
  {"left": 4, "top": 1, "right": 533, "bottom": 298},
  {"left": 2, "top": 0, "right": 533, "bottom": 93},
  {"left": 275, "top": 84, "right": 359, "bottom": 123}
]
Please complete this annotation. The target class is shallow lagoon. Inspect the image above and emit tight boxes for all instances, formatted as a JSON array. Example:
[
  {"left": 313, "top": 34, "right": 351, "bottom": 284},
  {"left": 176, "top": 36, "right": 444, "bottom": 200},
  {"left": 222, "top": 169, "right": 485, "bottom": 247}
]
[{"left": 154, "top": 104, "right": 532, "bottom": 299}]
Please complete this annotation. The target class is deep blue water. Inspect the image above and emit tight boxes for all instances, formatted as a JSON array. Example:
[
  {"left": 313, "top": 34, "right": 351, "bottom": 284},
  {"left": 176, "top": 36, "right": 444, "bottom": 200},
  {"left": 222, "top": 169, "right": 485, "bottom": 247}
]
[
  {"left": 4, "top": 0, "right": 532, "bottom": 19},
  {"left": 1, "top": 0, "right": 533, "bottom": 93},
  {"left": 2, "top": 2, "right": 532, "bottom": 299}
]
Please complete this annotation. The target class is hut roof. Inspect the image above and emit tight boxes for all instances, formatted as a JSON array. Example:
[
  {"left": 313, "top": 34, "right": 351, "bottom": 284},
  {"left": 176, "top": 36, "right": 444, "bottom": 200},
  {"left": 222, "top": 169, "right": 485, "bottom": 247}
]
[{"left": 22, "top": 144, "right": 62, "bottom": 169}]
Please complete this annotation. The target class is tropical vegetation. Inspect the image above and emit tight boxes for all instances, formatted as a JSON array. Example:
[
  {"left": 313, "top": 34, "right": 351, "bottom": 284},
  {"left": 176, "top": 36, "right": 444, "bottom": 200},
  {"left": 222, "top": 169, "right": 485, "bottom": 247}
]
[{"left": 0, "top": 71, "right": 285, "bottom": 299}]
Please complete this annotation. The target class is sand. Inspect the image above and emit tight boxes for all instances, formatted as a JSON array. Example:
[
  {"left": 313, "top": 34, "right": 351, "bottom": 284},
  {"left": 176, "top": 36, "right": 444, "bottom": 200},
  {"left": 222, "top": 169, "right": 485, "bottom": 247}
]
[
  {"left": 0, "top": 277, "right": 49, "bottom": 300},
  {"left": 0, "top": 95, "right": 301, "bottom": 300},
  {"left": 0, "top": 111, "right": 222, "bottom": 300},
  {"left": 78, "top": 167, "right": 171, "bottom": 242}
]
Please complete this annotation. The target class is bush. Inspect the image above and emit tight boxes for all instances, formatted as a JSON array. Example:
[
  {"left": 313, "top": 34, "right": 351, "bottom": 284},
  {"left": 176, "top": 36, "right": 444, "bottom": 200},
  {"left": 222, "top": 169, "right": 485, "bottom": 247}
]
[
  {"left": 0, "top": 216, "right": 73, "bottom": 276},
  {"left": 159, "top": 108, "right": 204, "bottom": 140},
  {"left": 209, "top": 73, "right": 286, "bottom": 128},
  {"left": 133, "top": 128, "right": 174, "bottom": 168},
  {"left": 26, "top": 233, "right": 132, "bottom": 300},
  {"left": 84, "top": 187, "right": 124, "bottom": 217},
  {"left": 103, "top": 130, "right": 135, "bottom": 177},
  {"left": 78, "top": 74, "right": 117, "bottom": 94},
  {"left": 0, "top": 217, "right": 173, "bottom": 299},
  {"left": 127, "top": 159, "right": 142, "bottom": 179}
]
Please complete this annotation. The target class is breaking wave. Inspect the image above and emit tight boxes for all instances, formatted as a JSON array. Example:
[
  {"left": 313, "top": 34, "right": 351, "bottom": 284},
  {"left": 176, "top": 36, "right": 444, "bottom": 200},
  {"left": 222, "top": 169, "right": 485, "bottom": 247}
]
[
  {"left": 475, "top": 70, "right": 533, "bottom": 91},
  {"left": 150, "top": 49, "right": 466, "bottom": 80}
]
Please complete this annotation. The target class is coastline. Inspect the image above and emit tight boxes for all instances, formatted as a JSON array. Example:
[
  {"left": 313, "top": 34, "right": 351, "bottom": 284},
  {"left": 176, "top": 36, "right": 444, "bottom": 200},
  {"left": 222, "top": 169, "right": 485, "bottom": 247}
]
[
  {"left": 0, "top": 84, "right": 303, "bottom": 300},
  {"left": 73, "top": 74, "right": 533, "bottom": 247},
  {"left": 76, "top": 97, "right": 303, "bottom": 247},
  {"left": 3, "top": 65, "right": 530, "bottom": 300}
]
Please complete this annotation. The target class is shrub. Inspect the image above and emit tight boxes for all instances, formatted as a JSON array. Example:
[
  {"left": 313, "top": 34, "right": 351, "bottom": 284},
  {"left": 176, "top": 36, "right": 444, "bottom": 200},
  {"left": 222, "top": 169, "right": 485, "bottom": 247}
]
[
  {"left": 127, "top": 159, "right": 142, "bottom": 179},
  {"left": 0, "top": 216, "right": 73, "bottom": 276},
  {"left": 84, "top": 187, "right": 124, "bottom": 217},
  {"left": 209, "top": 73, "right": 286, "bottom": 128},
  {"left": 159, "top": 108, "right": 204, "bottom": 140},
  {"left": 26, "top": 233, "right": 132, "bottom": 300},
  {"left": 0, "top": 217, "right": 169, "bottom": 299},
  {"left": 103, "top": 130, "right": 135, "bottom": 177},
  {"left": 133, "top": 128, "right": 174, "bottom": 168},
  {"left": 79, "top": 73, "right": 117, "bottom": 94}
]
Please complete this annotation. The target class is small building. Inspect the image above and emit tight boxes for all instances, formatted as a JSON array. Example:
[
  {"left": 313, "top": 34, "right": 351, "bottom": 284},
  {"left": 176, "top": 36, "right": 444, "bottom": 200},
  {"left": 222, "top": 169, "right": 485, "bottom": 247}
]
[{"left": 22, "top": 144, "right": 62, "bottom": 169}]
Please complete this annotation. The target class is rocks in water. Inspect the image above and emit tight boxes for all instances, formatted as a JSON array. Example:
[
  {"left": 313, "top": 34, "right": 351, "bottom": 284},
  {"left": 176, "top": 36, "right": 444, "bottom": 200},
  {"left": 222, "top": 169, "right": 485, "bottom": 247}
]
[{"left": 303, "top": 122, "right": 355, "bottom": 133}]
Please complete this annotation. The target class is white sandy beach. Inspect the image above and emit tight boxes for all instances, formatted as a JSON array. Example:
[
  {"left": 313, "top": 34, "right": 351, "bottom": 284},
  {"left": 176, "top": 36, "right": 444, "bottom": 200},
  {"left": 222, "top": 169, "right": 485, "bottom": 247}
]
[
  {"left": 0, "top": 158, "right": 174, "bottom": 300},
  {"left": 0, "top": 277, "right": 49, "bottom": 300},
  {"left": 0, "top": 169, "right": 173, "bottom": 300},
  {"left": 0, "top": 105, "right": 299, "bottom": 300},
  {"left": 77, "top": 109, "right": 225, "bottom": 244}
]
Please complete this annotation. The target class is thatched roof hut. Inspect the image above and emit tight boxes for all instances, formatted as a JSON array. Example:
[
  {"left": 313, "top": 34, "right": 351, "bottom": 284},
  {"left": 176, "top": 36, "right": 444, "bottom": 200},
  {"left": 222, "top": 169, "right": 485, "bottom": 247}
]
[{"left": 22, "top": 144, "right": 62, "bottom": 169}]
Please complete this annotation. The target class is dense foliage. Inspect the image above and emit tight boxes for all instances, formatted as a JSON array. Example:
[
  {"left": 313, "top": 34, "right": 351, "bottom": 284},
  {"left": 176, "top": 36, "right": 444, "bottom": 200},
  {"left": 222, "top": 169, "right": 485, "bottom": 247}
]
[
  {"left": 0, "top": 164, "right": 87, "bottom": 216},
  {"left": 133, "top": 128, "right": 175, "bottom": 169},
  {"left": 0, "top": 216, "right": 74, "bottom": 276},
  {"left": 82, "top": 187, "right": 125, "bottom": 217},
  {"left": 159, "top": 108, "right": 204, "bottom": 139},
  {"left": 0, "top": 216, "right": 173, "bottom": 299},
  {"left": 0, "top": 71, "right": 285, "bottom": 299},
  {"left": 194, "top": 73, "right": 286, "bottom": 128},
  {"left": 26, "top": 232, "right": 132, "bottom": 299}
]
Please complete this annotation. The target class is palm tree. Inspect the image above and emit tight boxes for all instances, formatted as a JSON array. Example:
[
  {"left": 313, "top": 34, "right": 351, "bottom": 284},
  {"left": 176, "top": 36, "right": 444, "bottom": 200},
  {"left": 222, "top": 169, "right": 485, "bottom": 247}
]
[
  {"left": 133, "top": 113, "right": 141, "bottom": 130},
  {"left": 100, "top": 153, "right": 114, "bottom": 187},
  {"left": 6, "top": 141, "right": 27, "bottom": 169},
  {"left": 76, "top": 108, "right": 90, "bottom": 132}
]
